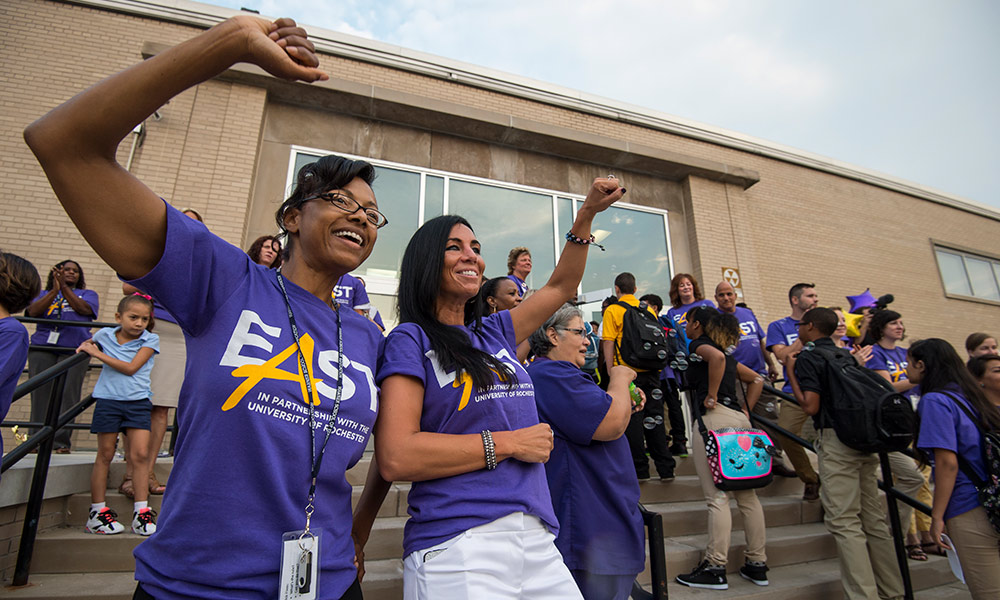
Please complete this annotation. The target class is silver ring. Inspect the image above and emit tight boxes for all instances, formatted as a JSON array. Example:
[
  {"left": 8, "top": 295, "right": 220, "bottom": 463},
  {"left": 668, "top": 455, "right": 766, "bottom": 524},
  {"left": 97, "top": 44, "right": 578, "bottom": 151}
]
[{"left": 606, "top": 173, "right": 617, "bottom": 180}]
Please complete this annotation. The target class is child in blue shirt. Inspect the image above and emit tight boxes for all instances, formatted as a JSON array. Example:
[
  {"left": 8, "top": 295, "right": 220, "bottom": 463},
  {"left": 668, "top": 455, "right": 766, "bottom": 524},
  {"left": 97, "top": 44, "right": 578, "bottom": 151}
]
[{"left": 77, "top": 294, "right": 159, "bottom": 536}]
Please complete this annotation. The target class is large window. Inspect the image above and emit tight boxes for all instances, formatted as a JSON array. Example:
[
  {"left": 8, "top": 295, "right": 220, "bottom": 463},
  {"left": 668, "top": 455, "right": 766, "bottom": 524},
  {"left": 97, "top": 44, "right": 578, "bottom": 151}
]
[
  {"left": 287, "top": 148, "right": 673, "bottom": 328},
  {"left": 934, "top": 245, "right": 1000, "bottom": 302}
]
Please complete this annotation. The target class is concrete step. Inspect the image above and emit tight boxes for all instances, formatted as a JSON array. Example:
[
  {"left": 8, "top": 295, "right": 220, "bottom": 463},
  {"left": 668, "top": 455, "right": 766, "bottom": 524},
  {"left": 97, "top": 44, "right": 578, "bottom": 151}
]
[
  {"left": 0, "top": 572, "right": 137, "bottom": 599},
  {"left": 646, "top": 495, "right": 823, "bottom": 537},
  {"left": 664, "top": 555, "right": 963, "bottom": 600},
  {"left": 30, "top": 528, "right": 147, "bottom": 574}
]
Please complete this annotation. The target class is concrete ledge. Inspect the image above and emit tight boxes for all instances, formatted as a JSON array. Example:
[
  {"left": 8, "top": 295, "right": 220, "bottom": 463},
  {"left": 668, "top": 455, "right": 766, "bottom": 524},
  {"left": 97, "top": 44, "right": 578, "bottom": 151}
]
[{"left": 0, "top": 455, "right": 94, "bottom": 509}]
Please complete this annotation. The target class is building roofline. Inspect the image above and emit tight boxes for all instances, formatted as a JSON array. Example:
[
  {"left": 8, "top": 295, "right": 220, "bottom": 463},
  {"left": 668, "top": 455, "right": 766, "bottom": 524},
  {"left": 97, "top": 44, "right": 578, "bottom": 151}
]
[{"left": 69, "top": 0, "right": 1000, "bottom": 222}]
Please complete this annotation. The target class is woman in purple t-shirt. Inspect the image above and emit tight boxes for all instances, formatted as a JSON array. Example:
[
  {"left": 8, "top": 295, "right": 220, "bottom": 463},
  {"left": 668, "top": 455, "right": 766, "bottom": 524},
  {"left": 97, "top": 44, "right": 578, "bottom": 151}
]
[
  {"left": 25, "top": 259, "right": 100, "bottom": 452},
  {"left": 360, "top": 178, "right": 624, "bottom": 599},
  {"left": 910, "top": 339, "right": 1000, "bottom": 599},
  {"left": 0, "top": 251, "right": 41, "bottom": 463}
]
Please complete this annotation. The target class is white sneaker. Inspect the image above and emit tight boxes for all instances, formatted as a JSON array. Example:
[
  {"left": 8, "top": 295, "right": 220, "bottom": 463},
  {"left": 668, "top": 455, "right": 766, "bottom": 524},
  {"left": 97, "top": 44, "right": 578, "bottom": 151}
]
[
  {"left": 131, "top": 507, "right": 157, "bottom": 536},
  {"left": 86, "top": 507, "right": 125, "bottom": 535}
]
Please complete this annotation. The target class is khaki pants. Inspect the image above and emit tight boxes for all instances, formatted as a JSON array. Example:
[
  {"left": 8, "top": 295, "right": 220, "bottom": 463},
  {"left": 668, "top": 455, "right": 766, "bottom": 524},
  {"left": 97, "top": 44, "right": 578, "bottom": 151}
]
[
  {"left": 946, "top": 506, "right": 1000, "bottom": 600},
  {"left": 692, "top": 407, "right": 767, "bottom": 566},
  {"left": 817, "top": 429, "right": 903, "bottom": 600},
  {"left": 883, "top": 452, "right": 924, "bottom": 541},
  {"left": 777, "top": 400, "right": 818, "bottom": 484}
]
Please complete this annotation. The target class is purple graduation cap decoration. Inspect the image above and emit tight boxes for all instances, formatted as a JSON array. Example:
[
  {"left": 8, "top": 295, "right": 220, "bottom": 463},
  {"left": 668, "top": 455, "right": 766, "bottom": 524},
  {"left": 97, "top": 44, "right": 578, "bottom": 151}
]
[{"left": 847, "top": 289, "right": 877, "bottom": 314}]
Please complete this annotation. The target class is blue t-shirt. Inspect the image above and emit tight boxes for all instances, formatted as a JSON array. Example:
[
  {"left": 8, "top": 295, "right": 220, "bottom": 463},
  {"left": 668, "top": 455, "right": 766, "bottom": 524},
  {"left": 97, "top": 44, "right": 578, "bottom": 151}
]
[
  {"left": 665, "top": 299, "right": 715, "bottom": 352},
  {"left": 766, "top": 316, "right": 799, "bottom": 393},
  {"left": 376, "top": 311, "right": 557, "bottom": 557},
  {"left": 528, "top": 357, "right": 644, "bottom": 575},
  {"left": 130, "top": 203, "right": 383, "bottom": 599},
  {"left": 333, "top": 274, "right": 371, "bottom": 310},
  {"left": 866, "top": 345, "right": 908, "bottom": 384},
  {"left": 91, "top": 327, "right": 159, "bottom": 401},
  {"left": 28, "top": 288, "right": 99, "bottom": 348},
  {"left": 726, "top": 306, "right": 766, "bottom": 375},
  {"left": 917, "top": 389, "right": 993, "bottom": 521},
  {"left": 0, "top": 317, "right": 29, "bottom": 461}
]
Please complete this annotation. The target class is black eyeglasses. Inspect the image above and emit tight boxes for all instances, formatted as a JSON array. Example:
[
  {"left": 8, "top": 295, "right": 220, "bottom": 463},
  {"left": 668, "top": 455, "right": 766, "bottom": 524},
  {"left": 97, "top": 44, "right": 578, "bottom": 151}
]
[
  {"left": 558, "top": 327, "right": 587, "bottom": 337},
  {"left": 304, "top": 192, "right": 389, "bottom": 229}
]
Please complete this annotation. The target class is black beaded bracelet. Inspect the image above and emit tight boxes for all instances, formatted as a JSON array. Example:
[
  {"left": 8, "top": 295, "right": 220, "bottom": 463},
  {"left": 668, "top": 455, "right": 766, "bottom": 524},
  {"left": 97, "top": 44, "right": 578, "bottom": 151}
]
[
  {"left": 481, "top": 430, "right": 497, "bottom": 470},
  {"left": 565, "top": 230, "right": 606, "bottom": 251}
]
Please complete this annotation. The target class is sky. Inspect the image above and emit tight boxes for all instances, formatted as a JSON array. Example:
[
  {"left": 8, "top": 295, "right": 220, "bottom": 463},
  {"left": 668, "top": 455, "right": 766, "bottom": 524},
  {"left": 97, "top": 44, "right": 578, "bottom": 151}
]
[{"left": 214, "top": 0, "right": 999, "bottom": 211}]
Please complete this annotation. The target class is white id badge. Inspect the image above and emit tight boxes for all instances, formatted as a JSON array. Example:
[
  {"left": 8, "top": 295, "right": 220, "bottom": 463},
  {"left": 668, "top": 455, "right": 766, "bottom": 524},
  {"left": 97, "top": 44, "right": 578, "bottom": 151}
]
[
  {"left": 279, "top": 530, "right": 320, "bottom": 600},
  {"left": 46, "top": 331, "right": 60, "bottom": 345}
]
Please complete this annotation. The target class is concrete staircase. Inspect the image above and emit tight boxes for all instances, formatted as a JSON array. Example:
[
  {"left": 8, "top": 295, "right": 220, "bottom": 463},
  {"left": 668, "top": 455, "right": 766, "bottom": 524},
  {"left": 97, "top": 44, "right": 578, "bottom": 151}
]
[{"left": 2, "top": 453, "right": 971, "bottom": 599}]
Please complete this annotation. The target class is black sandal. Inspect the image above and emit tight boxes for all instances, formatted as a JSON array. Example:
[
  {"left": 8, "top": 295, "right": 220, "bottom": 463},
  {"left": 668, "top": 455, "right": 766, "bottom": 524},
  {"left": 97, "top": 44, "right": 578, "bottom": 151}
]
[{"left": 906, "top": 544, "right": 928, "bottom": 561}]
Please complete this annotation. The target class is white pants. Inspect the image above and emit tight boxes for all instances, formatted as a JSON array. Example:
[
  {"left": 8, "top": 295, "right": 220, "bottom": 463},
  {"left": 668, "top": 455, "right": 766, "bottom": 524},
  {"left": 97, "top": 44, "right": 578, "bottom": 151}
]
[{"left": 403, "top": 512, "right": 583, "bottom": 599}]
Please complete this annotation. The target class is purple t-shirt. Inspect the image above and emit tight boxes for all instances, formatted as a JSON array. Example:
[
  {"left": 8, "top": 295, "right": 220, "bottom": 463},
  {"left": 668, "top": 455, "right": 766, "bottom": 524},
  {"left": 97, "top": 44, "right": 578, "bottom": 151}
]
[
  {"left": 151, "top": 298, "right": 177, "bottom": 325},
  {"left": 725, "top": 306, "right": 766, "bottom": 375},
  {"left": 130, "top": 203, "right": 383, "bottom": 599},
  {"left": 27, "top": 288, "right": 99, "bottom": 348},
  {"left": 866, "top": 345, "right": 908, "bottom": 384},
  {"left": 0, "top": 317, "right": 29, "bottom": 461},
  {"left": 665, "top": 299, "right": 715, "bottom": 351},
  {"left": 527, "top": 357, "right": 644, "bottom": 575},
  {"left": 334, "top": 274, "right": 371, "bottom": 310},
  {"left": 376, "top": 311, "right": 557, "bottom": 556},
  {"left": 917, "top": 389, "right": 992, "bottom": 521},
  {"left": 766, "top": 316, "right": 799, "bottom": 393}
]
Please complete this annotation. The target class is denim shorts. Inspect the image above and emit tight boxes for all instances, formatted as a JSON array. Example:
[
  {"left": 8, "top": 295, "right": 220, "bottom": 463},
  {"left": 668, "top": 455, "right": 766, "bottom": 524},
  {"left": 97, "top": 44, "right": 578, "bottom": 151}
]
[{"left": 90, "top": 398, "right": 152, "bottom": 433}]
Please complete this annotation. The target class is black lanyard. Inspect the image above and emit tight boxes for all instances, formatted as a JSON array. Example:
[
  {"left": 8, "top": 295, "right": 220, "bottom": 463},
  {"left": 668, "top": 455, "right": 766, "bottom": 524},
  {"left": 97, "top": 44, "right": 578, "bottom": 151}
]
[{"left": 275, "top": 268, "right": 345, "bottom": 515}]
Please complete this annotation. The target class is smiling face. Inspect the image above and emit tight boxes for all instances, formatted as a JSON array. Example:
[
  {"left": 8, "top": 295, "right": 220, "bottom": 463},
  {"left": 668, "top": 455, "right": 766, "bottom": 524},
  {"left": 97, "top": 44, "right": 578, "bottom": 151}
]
[
  {"left": 978, "top": 357, "right": 1000, "bottom": 396},
  {"left": 715, "top": 282, "right": 737, "bottom": 312},
  {"left": 283, "top": 177, "right": 378, "bottom": 276},
  {"left": 513, "top": 252, "right": 532, "bottom": 278},
  {"left": 547, "top": 315, "right": 589, "bottom": 368},
  {"left": 489, "top": 278, "right": 521, "bottom": 312},
  {"left": 678, "top": 277, "right": 695, "bottom": 304},
  {"left": 833, "top": 309, "right": 847, "bottom": 338},
  {"left": 438, "top": 223, "right": 485, "bottom": 307}
]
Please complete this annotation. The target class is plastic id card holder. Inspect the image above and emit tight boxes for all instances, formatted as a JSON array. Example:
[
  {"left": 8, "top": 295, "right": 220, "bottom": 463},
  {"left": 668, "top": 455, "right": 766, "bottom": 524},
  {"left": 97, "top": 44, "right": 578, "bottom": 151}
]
[
  {"left": 280, "top": 530, "right": 320, "bottom": 600},
  {"left": 47, "top": 331, "right": 60, "bottom": 345}
]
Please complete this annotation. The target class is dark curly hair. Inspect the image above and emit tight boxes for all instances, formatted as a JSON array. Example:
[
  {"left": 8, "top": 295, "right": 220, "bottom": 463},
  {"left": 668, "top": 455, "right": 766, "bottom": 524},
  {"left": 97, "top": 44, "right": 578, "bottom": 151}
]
[
  {"left": 0, "top": 251, "right": 41, "bottom": 314},
  {"left": 45, "top": 259, "right": 86, "bottom": 290}
]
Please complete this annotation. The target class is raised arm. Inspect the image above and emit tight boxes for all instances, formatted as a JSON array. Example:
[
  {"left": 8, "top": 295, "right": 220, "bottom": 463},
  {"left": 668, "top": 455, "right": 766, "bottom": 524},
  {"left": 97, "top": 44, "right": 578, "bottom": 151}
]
[
  {"left": 509, "top": 178, "right": 624, "bottom": 343},
  {"left": 24, "top": 16, "right": 327, "bottom": 280},
  {"left": 592, "top": 365, "right": 636, "bottom": 441}
]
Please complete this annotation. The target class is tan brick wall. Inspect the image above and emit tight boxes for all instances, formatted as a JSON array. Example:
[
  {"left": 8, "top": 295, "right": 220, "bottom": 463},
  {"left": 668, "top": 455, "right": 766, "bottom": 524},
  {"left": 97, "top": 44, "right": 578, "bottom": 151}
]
[
  {"left": 1, "top": 0, "right": 998, "bottom": 458},
  {"left": 0, "top": 498, "right": 68, "bottom": 582}
]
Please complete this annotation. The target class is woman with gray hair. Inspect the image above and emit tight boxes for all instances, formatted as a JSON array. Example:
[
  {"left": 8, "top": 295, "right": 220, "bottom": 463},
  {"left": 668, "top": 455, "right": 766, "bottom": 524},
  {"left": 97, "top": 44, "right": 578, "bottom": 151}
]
[{"left": 526, "top": 305, "right": 647, "bottom": 599}]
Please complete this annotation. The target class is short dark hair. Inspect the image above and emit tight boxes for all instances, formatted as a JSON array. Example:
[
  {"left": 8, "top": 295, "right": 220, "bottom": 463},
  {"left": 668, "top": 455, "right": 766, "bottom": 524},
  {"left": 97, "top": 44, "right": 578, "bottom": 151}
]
[
  {"left": 639, "top": 293, "right": 663, "bottom": 312},
  {"left": 276, "top": 155, "right": 376, "bottom": 236},
  {"left": 801, "top": 307, "right": 838, "bottom": 336},
  {"left": 669, "top": 273, "right": 704, "bottom": 308},
  {"left": 788, "top": 283, "right": 815, "bottom": 303},
  {"left": 398, "top": 215, "right": 515, "bottom": 393},
  {"left": 45, "top": 259, "right": 86, "bottom": 291},
  {"left": 0, "top": 251, "right": 41, "bottom": 314},
  {"left": 614, "top": 272, "right": 636, "bottom": 295},
  {"left": 869, "top": 309, "right": 902, "bottom": 342},
  {"left": 968, "top": 354, "right": 1000, "bottom": 380}
]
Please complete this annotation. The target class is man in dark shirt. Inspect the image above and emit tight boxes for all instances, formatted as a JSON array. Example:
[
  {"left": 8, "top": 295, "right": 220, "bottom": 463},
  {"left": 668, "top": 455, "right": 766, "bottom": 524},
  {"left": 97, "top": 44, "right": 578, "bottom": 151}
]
[{"left": 786, "top": 308, "right": 903, "bottom": 600}]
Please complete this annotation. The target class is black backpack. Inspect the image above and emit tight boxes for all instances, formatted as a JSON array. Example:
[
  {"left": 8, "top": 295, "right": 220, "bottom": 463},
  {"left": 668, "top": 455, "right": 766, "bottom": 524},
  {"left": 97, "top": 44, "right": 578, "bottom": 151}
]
[
  {"left": 945, "top": 393, "right": 1000, "bottom": 535},
  {"left": 614, "top": 300, "right": 669, "bottom": 371},
  {"left": 810, "top": 344, "right": 916, "bottom": 454}
]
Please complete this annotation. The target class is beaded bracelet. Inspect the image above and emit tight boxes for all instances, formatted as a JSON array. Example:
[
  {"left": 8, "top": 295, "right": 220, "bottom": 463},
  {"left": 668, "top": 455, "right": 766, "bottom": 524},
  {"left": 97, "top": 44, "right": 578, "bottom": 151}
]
[
  {"left": 566, "top": 230, "right": 606, "bottom": 251},
  {"left": 481, "top": 430, "right": 497, "bottom": 470}
]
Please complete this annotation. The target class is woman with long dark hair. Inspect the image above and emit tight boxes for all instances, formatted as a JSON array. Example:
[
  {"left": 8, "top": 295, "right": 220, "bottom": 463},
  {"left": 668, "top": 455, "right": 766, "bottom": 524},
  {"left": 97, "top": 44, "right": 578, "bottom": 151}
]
[
  {"left": 675, "top": 305, "right": 768, "bottom": 591},
  {"left": 25, "top": 15, "right": 382, "bottom": 599},
  {"left": 909, "top": 339, "right": 1000, "bottom": 599},
  {"left": 0, "top": 251, "right": 41, "bottom": 462},
  {"left": 24, "top": 259, "right": 99, "bottom": 453},
  {"left": 358, "top": 178, "right": 623, "bottom": 598}
]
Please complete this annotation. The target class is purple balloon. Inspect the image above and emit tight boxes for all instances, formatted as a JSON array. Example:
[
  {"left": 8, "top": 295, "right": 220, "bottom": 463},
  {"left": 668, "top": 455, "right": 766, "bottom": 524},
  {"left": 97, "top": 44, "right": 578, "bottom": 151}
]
[{"left": 847, "top": 289, "right": 877, "bottom": 313}]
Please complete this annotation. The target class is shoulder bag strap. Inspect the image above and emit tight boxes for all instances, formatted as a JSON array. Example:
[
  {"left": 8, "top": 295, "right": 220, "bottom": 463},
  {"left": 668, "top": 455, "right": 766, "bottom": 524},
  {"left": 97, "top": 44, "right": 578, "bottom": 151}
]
[{"left": 940, "top": 391, "right": 987, "bottom": 488}]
